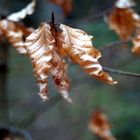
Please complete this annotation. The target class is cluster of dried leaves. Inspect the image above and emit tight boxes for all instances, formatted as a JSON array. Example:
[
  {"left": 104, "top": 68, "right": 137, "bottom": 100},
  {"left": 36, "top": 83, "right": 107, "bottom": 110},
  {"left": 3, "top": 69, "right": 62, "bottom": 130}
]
[
  {"left": 2, "top": 0, "right": 140, "bottom": 104},
  {"left": 25, "top": 17, "right": 117, "bottom": 102},
  {"left": 0, "top": 0, "right": 117, "bottom": 102},
  {"left": 88, "top": 111, "right": 116, "bottom": 140},
  {"left": 1, "top": 0, "right": 140, "bottom": 103},
  {"left": 107, "top": 0, "right": 140, "bottom": 53}
]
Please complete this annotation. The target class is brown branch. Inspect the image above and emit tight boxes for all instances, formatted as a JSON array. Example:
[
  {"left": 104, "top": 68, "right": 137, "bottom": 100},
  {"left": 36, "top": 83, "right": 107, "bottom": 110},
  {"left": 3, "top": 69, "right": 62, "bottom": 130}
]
[
  {"left": 100, "top": 38, "right": 140, "bottom": 78},
  {"left": 99, "top": 38, "right": 132, "bottom": 51},
  {"left": 71, "top": 8, "right": 113, "bottom": 26},
  {"left": 103, "top": 67, "right": 140, "bottom": 78}
]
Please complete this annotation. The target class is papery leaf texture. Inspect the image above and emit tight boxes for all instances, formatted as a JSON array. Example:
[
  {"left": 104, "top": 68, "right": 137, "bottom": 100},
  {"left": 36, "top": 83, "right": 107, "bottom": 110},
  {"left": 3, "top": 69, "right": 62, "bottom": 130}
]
[
  {"left": 107, "top": 0, "right": 140, "bottom": 41},
  {"left": 60, "top": 24, "right": 116, "bottom": 85},
  {"left": 25, "top": 22, "right": 117, "bottom": 102},
  {"left": 107, "top": 8, "right": 139, "bottom": 40},
  {"left": 0, "top": 20, "right": 33, "bottom": 54},
  {"left": 0, "top": 0, "right": 35, "bottom": 54},
  {"left": 88, "top": 111, "right": 117, "bottom": 140},
  {"left": 49, "top": 0, "right": 73, "bottom": 16},
  {"left": 25, "top": 23, "right": 72, "bottom": 102},
  {"left": 7, "top": 0, "right": 36, "bottom": 22}
]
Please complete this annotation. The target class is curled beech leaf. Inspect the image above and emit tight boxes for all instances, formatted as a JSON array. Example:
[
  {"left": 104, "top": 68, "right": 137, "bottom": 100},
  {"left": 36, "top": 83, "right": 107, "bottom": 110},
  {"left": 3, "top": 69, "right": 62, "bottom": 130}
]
[
  {"left": 60, "top": 24, "right": 116, "bottom": 85},
  {"left": 88, "top": 111, "right": 117, "bottom": 140},
  {"left": 0, "top": 0, "right": 35, "bottom": 54},
  {"left": 25, "top": 22, "right": 116, "bottom": 102},
  {"left": 25, "top": 23, "right": 71, "bottom": 102},
  {"left": 107, "top": 0, "right": 140, "bottom": 41},
  {"left": 107, "top": 8, "right": 138, "bottom": 40},
  {"left": 7, "top": 0, "right": 36, "bottom": 22},
  {"left": 25, "top": 23, "right": 54, "bottom": 101},
  {"left": 0, "top": 20, "right": 33, "bottom": 54}
]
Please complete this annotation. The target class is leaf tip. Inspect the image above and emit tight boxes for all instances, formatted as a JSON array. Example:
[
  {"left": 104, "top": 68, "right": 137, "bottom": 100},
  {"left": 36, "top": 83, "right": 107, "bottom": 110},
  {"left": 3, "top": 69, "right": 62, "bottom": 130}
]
[
  {"left": 60, "top": 90, "right": 72, "bottom": 103},
  {"left": 39, "top": 93, "right": 49, "bottom": 102}
]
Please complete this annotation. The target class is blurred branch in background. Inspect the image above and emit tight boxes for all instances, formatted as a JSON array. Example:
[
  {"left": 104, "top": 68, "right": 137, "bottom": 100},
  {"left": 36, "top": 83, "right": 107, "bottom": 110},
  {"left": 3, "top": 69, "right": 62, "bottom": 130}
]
[
  {"left": 71, "top": 8, "right": 113, "bottom": 26},
  {"left": 99, "top": 38, "right": 132, "bottom": 52},
  {"left": 103, "top": 67, "right": 140, "bottom": 78},
  {"left": 12, "top": 94, "right": 62, "bottom": 128}
]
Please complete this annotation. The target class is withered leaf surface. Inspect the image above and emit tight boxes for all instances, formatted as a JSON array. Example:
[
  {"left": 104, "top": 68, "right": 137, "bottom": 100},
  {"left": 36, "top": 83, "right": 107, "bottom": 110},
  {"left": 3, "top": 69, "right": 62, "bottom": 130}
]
[
  {"left": 107, "top": 0, "right": 140, "bottom": 42},
  {"left": 60, "top": 24, "right": 116, "bottom": 85},
  {"left": 107, "top": 8, "right": 137, "bottom": 40},
  {"left": 25, "top": 22, "right": 116, "bottom": 102},
  {"left": 0, "top": 0, "right": 35, "bottom": 54},
  {"left": 0, "top": 20, "right": 33, "bottom": 54},
  {"left": 7, "top": 0, "right": 36, "bottom": 22},
  {"left": 88, "top": 111, "right": 116, "bottom": 140},
  {"left": 50, "top": 51, "right": 71, "bottom": 102},
  {"left": 25, "top": 23, "right": 71, "bottom": 102},
  {"left": 25, "top": 23, "right": 54, "bottom": 101}
]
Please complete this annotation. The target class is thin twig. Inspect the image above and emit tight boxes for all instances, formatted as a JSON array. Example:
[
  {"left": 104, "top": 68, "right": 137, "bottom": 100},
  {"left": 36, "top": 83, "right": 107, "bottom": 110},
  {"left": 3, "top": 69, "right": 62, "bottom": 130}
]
[
  {"left": 71, "top": 8, "right": 113, "bottom": 26},
  {"left": 99, "top": 38, "right": 132, "bottom": 51},
  {"left": 103, "top": 67, "right": 140, "bottom": 78},
  {"left": 100, "top": 38, "right": 140, "bottom": 78}
]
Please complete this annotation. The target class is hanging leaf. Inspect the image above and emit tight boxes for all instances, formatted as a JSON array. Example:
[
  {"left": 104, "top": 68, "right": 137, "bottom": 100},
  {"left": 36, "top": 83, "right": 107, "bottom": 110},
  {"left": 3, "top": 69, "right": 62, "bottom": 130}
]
[
  {"left": 107, "top": 0, "right": 140, "bottom": 40},
  {"left": 0, "top": 20, "right": 33, "bottom": 54},
  {"left": 7, "top": 0, "right": 36, "bottom": 22},
  {"left": 0, "top": 0, "right": 35, "bottom": 54},
  {"left": 60, "top": 24, "right": 117, "bottom": 85},
  {"left": 50, "top": 51, "right": 71, "bottom": 102},
  {"left": 25, "top": 23, "right": 72, "bottom": 102},
  {"left": 88, "top": 111, "right": 117, "bottom": 140},
  {"left": 25, "top": 21, "right": 116, "bottom": 102},
  {"left": 49, "top": 0, "right": 73, "bottom": 16},
  {"left": 107, "top": 8, "right": 138, "bottom": 40},
  {"left": 25, "top": 23, "right": 54, "bottom": 101}
]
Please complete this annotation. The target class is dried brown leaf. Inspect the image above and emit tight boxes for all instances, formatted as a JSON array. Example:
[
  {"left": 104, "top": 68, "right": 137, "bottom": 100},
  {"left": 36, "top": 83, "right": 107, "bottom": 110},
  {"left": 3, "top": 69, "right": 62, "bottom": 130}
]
[
  {"left": 60, "top": 24, "right": 117, "bottom": 85},
  {"left": 0, "top": 0, "right": 35, "bottom": 54},
  {"left": 25, "top": 23, "right": 54, "bottom": 101},
  {"left": 25, "top": 22, "right": 116, "bottom": 102},
  {"left": 106, "top": 0, "right": 140, "bottom": 44},
  {"left": 25, "top": 23, "right": 72, "bottom": 102},
  {"left": 0, "top": 20, "right": 33, "bottom": 54},
  {"left": 107, "top": 8, "right": 137, "bottom": 40},
  {"left": 50, "top": 51, "right": 71, "bottom": 102},
  {"left": 88, "top": 111, "right": 117, "bottom": 140},
  {"left": 7, "top": 0, "right": 36, "bottom": 22}
]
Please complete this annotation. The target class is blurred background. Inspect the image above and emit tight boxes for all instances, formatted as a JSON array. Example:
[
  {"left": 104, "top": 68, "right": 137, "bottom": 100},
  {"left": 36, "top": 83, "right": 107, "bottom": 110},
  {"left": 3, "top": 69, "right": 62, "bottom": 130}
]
[{"left": 0, "top": 0, "right": 140, "bottom": 139}]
